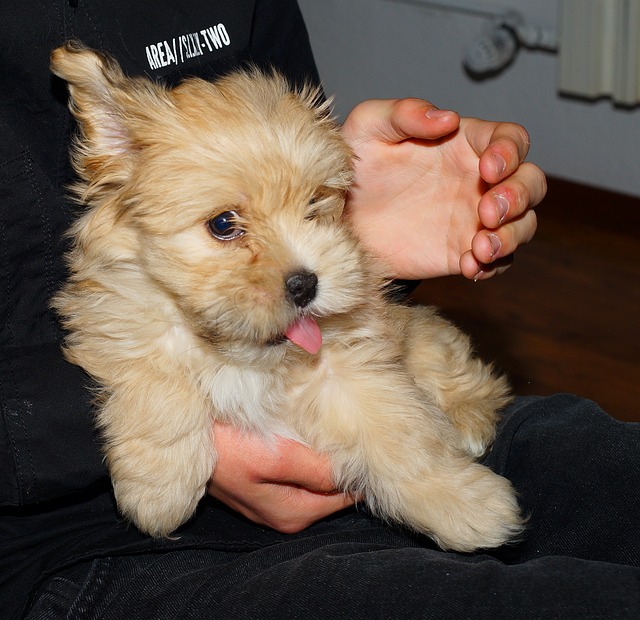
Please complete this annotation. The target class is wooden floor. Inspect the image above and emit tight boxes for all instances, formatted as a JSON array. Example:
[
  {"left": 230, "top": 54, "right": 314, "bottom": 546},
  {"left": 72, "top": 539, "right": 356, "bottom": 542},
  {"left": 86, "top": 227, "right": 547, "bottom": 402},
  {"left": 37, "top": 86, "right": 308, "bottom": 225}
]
[{"left": 410, "top": 177, "right": 640, "bottom": 422}]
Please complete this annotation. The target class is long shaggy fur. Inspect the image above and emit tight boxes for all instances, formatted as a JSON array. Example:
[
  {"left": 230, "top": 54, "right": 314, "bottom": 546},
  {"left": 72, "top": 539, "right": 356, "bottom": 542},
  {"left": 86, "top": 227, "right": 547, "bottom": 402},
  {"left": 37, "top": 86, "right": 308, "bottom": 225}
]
[{"left": 51, "top": 41, "right": 523, "bottom": 552}]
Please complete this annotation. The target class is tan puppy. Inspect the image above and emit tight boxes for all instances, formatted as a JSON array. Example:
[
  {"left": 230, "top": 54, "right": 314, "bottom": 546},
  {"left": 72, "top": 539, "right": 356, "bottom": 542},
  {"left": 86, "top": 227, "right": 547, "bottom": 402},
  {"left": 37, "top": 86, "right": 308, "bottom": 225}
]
[{"left": 51, "top": 41, "right": 523, "bottom": 552}]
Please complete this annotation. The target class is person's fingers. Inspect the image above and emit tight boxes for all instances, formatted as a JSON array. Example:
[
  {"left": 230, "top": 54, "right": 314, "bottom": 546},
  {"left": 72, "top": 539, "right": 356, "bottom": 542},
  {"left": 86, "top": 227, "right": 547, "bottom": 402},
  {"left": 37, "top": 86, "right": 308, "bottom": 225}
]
[
  {"left": 214, "top": 479, "right": 354, "bottom": 534},
  {"left": 261, "top": 436, "right": 339, "bottom": 492},
  {"left": 459, "top": 208, "right": 537, "bottom": 279},
  {"left": 250, "top": 484, "right": 355, "bottom": 534},
  {"left": 208, "top": 423, "right": 355, "bottom": 533},
  {"left": 342, "top": 98, "right": 460, "bottom": 146},
  {"left": 239, "top": 435, "right": 356, "bottom": 531},
  {"left": 460, "top": 251, "right": 514, "bottom": 281},
  {"left": 213, "top": 424, "right": 338, "bottom": 492},
  {"left": 461, "top": 118, "right": 532, "bottom": 184},
  {"left": 477, "top": 162, "right": 547, "bottom": 229}
]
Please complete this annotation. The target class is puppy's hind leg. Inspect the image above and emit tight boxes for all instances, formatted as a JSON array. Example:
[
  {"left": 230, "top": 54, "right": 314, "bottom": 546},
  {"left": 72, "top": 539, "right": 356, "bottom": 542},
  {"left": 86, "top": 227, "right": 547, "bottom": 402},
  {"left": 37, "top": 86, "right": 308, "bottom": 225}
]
[
  {"left": 400, "top": 305, "right": 512, "bottom": 457},
  {"left": 363, "top": 418, "right": 524, "bottom": 552},
  {"left": 362, "top": 395, "right": 522, "bottom": 552},
  {"left": 289, "top": 350, "right": 522, "bottom": 552},
  {"left": 99, "top": 367, "right": 215, "bottom": 537}
]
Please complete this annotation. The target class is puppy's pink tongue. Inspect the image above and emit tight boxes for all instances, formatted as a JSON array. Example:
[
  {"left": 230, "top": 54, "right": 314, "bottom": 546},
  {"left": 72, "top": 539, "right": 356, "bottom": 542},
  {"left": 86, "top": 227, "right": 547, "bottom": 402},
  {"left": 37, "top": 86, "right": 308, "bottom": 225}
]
[{"left": 285, "top": 316, "right": 322, "bottom": 354}]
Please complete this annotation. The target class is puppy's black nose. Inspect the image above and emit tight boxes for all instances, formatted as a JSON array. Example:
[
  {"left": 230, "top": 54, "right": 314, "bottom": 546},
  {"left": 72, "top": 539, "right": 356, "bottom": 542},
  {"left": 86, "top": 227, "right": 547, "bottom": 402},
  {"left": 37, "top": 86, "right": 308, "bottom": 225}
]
[{"left": 285, "top": 271, "right": 318, "bottom": 308}]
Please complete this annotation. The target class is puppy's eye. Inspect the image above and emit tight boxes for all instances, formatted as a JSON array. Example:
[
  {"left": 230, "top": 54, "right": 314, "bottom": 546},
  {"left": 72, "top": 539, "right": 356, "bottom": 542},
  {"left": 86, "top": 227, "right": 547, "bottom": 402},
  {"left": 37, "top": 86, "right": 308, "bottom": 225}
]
[{"left": 207, "top": 210, "right": 244, "bottom": 241}]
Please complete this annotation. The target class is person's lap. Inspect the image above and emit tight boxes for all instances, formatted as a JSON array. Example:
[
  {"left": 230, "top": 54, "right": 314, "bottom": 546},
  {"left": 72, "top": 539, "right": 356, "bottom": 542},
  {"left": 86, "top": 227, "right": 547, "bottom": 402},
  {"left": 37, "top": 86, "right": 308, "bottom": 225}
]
[
  {"left": 26, "top": 395, "right": 640, "bottom": 619},
  {"left": 487, "top": 393, "right": 640, "bottom": 567}
]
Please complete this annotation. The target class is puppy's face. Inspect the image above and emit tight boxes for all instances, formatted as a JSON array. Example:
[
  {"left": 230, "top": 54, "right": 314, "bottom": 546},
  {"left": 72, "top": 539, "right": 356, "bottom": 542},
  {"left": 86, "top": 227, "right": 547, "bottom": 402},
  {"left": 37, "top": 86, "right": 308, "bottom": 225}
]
[
  {"left": 130, "top": 76, "right": 365, "bottom": 356},
  {"left": 52, "top": 44, "right": 368, "bottom": 359}
]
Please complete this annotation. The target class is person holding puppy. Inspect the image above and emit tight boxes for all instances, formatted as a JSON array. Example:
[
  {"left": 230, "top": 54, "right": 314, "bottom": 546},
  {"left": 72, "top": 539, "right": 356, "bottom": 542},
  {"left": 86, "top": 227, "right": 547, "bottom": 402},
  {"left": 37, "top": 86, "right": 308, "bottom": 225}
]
[{"left": 0, "top": 1, "right": 637, "bottom": 619}]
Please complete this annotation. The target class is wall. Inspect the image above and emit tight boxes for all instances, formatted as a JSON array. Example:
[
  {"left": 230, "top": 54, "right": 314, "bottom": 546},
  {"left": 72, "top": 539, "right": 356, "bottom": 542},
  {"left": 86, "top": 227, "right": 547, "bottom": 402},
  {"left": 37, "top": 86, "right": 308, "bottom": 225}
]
[{"left": 298, "top": 0, "right": 640, "bottom": 197}]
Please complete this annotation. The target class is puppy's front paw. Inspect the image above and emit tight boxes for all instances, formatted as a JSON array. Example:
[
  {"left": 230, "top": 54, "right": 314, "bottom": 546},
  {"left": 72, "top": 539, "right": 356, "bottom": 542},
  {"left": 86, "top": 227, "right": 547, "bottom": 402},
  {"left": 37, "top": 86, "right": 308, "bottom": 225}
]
[
  {"left": 114, "top": 476, "right": 207, "bottom": 537},
  {"left": 107, "top": 436, "right": 215, "bottom": 537}
]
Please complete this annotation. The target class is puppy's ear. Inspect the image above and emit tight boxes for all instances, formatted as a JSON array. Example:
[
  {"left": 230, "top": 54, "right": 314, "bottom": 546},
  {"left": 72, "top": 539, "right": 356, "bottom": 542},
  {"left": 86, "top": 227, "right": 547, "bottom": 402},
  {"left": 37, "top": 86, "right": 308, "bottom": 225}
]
[{"left": 51, "top": 40, "right": 166, "bottom": 186}]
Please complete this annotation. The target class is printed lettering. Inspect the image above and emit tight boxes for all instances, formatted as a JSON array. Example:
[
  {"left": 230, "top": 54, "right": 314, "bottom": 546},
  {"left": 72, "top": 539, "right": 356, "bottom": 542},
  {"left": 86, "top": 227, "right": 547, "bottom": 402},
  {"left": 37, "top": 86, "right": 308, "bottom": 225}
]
[
  {"left": 201, "top": 24, "right": 230, "bottom": 51},
  {"left": 179, "top": 36, "right": 188, "bottom": 62},
  {"left": 164, "top": 40, "right": 177, "bottom": 66},
  {"left": 200, "top": 28, "right": 214, "bottom": 52},
  {"left": 145, "top": 23, "right": 232, "bottom": 72},
  {"left": 145, "top": 44, "right": 161, "bottom": 70},
  {"left": 145, "top": 41, "right": 180, "bottom": 70}
]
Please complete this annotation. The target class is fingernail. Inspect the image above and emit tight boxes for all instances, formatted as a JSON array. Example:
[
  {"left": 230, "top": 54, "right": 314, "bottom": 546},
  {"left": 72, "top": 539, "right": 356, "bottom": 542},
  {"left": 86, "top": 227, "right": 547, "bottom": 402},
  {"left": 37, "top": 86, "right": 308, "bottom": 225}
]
[
  {"left": 494, "top": 192, "right": 510, "bottom": 224},
  {"left": 425, "top": 108, "right": 454, "bottom": 120},
  {"left": 473, "top": 269, "right": 485, "bottom": 282},
  {"left": 493, "top": 154, "right": 507, "bottom": 178},
  {"left": 487, "top": 233, "right": 502, "bottom": 259}
]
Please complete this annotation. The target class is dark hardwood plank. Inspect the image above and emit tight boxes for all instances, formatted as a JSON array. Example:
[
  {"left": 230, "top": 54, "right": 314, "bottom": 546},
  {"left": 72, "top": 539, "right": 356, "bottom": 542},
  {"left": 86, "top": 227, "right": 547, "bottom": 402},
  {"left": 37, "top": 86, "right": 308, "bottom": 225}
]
[{"left": 410, "top": 177, "right": 640, "bottom": 422}]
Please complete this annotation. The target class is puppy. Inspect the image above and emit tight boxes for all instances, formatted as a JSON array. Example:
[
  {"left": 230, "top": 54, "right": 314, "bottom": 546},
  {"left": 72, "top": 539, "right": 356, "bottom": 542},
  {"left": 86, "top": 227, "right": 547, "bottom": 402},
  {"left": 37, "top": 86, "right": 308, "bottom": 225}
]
[{"left": 51, "top": 41, "right": 523, "bottom": 552}]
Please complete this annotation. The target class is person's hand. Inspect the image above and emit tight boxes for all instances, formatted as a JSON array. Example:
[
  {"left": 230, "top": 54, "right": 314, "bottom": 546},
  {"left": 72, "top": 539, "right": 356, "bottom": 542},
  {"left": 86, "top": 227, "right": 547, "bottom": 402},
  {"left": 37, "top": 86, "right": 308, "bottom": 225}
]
[
  {"left": 341, "top": 98, "right": 547, "bottom": 280},
  {"left": 208, "top": 422, "right": 354, "bottom": 533}
]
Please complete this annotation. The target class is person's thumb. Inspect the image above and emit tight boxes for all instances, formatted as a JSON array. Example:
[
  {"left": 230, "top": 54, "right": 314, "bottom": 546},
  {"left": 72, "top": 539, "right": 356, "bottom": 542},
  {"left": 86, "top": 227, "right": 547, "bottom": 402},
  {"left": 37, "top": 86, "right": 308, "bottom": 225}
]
[{"left": 341, "top": 97, "right": 460, "bottom": 146}]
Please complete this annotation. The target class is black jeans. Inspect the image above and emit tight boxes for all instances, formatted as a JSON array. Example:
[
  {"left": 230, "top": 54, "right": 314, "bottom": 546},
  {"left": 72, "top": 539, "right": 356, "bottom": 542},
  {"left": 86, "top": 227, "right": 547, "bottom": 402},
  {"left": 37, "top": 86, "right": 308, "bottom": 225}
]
[{"left": 25, "top": 395, "right": 640, "bottom": 619}]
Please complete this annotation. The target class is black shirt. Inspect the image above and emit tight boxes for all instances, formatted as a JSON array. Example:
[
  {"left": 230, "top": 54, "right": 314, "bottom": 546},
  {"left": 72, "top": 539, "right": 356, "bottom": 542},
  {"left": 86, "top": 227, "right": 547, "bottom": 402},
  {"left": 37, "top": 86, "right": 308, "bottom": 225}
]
[{"left": 0, "top": 1, "right": 319, "bottom": 616}]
